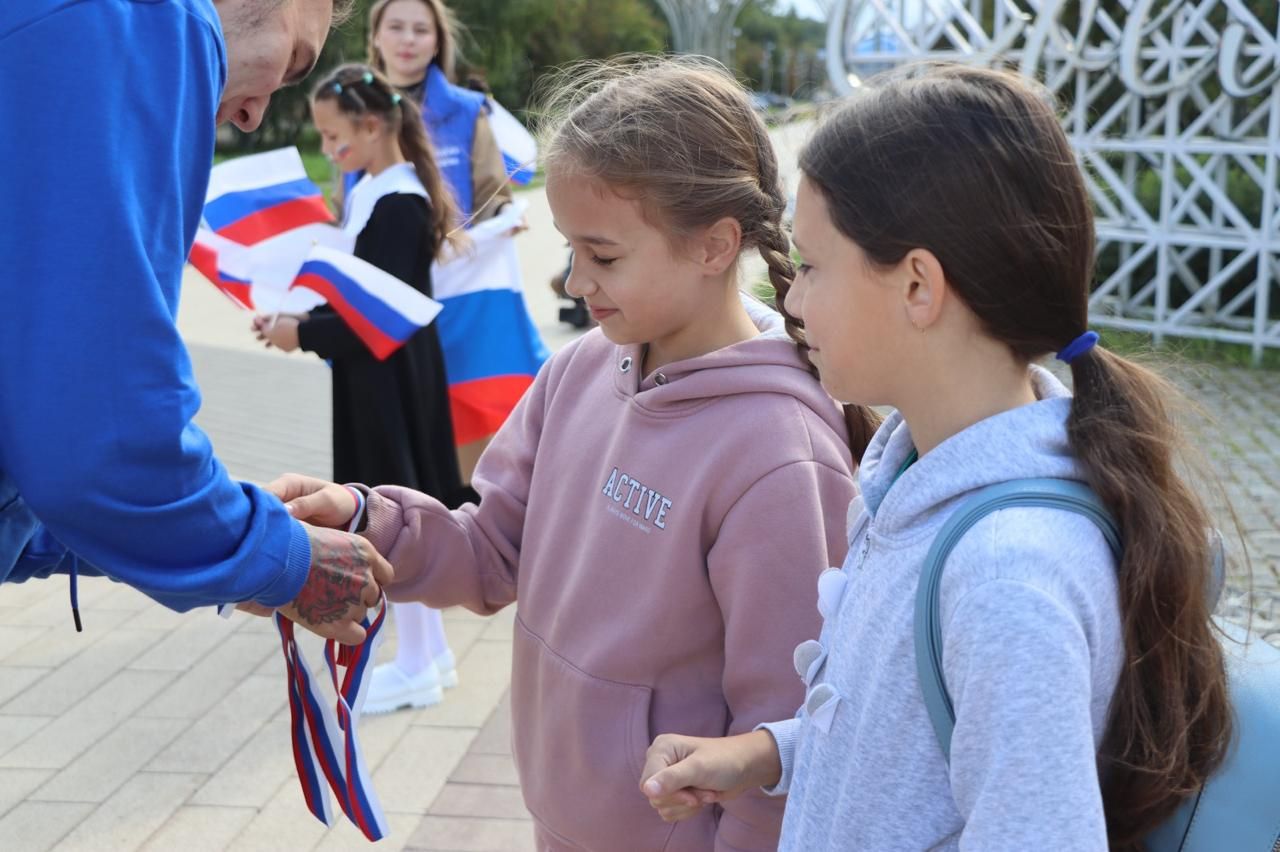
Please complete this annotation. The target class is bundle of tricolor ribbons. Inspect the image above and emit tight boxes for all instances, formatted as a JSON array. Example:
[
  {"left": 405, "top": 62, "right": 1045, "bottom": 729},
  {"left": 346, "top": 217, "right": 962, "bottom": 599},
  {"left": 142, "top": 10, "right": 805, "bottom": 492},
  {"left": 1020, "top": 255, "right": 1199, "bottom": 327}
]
[{"left": 276, "top": 603, "right": 390, "bottom": 840}]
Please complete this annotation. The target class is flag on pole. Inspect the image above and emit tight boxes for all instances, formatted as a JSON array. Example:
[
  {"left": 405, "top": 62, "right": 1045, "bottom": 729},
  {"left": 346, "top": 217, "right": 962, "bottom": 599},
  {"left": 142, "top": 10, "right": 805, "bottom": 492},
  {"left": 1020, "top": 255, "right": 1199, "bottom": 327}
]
[
  {"left": 290, "top": 245, "right": 443, "bottom": 361},
  {"left": 486, "top": 99, "right": 538, "bottom": 186},
  {"left": 189, "top": 228, "right": 255, "bottom": 310},
  {"left": 204, "top": 148, "right": 333, "bottom": 245}
]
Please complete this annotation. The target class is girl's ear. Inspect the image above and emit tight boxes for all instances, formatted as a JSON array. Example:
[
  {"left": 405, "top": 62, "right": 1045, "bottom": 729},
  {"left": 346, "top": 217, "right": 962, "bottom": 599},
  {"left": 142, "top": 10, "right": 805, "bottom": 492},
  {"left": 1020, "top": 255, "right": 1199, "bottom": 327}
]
[
  {"left": 901, "top": 248, "right": 947, "bottom": 332},
  {"left": 699, "top": 216, "right": 743, "bottom": 276}
]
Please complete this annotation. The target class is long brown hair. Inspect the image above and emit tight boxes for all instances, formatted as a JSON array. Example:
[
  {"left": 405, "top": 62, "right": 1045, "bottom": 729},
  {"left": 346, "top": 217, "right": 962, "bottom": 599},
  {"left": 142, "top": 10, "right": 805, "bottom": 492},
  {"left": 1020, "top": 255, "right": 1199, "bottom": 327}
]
[
  {"left": 800, "top": 62, "right": 1231, "bottom": 847},
  {"left": 367, "top": 0, "right": 458, "bottom": 82},
  {"left": 312, "top": 64, "right": 461, "bottom": 257},
  {"left": 534, "top": 55, "right": 882, "bottom": 458}
]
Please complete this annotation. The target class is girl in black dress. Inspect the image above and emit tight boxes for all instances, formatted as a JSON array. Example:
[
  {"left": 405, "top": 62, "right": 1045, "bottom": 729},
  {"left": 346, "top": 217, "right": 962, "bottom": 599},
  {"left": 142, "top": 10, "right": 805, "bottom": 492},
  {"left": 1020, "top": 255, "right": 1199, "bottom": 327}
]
[{"left": 256, "top": 66, "right": 466, "bottom": 710}]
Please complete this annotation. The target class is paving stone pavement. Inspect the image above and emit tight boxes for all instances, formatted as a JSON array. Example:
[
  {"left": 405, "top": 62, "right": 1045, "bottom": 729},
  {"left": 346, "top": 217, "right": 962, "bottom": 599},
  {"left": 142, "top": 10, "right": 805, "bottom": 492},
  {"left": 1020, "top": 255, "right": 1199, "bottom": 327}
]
[
  {"left": 2, "top": 144, "right": 1277, "bottom": 849},
  {"left": 1162, "top": 360, "right": 1280, "bottom": 638},
  {"left": 4, "top": 328, "right": 1276, "bottom": 852},
  {"left": 0, "top": 183, "right": 575, "bottom": 852}
]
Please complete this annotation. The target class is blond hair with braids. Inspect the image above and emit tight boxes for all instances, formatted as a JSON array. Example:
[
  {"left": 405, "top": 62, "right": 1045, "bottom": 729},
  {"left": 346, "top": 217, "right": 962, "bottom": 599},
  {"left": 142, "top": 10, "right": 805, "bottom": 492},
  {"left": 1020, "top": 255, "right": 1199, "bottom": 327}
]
[
  {"left": 312, "top": 64, "right": 462, "bottom": 257},
  {"left": 534, "top": 54, "right": 881, "bottom": 457}
]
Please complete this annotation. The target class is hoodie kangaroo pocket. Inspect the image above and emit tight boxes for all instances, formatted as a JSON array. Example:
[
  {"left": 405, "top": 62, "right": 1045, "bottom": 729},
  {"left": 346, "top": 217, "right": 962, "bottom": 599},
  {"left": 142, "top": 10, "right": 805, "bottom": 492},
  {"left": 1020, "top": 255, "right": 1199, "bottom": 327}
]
[{"left": 512, "top": 615, "right": 676, "bottom": 851}]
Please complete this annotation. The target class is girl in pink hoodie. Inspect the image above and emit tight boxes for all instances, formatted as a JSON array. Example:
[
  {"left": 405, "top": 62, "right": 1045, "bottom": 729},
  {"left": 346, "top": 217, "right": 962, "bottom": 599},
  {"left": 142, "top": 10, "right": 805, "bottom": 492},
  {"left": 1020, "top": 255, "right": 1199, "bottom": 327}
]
[{"left": 273, "top": 56, "right": 879, "bottom": 851}]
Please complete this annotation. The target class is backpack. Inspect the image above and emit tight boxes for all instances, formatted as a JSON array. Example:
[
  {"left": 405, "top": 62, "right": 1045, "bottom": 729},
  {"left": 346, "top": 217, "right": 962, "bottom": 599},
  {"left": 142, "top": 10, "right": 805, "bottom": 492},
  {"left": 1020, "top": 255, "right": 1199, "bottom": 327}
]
[{"left": 914, "top": 478, "right": 1280, "bottom": 850}]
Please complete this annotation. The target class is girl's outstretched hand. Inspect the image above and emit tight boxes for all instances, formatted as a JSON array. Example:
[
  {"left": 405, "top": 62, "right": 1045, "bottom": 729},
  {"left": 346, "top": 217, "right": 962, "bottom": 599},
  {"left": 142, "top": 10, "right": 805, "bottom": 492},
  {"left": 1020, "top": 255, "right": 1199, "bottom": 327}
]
[
  {"left": 267, "top": 473, "right": 360, "bottom": 529},
  {"left": 251, "top": 315, "right": 302, "bottom": 352},
  {"left": 640, "top": 730, "right": 783, "bottom": 823}
]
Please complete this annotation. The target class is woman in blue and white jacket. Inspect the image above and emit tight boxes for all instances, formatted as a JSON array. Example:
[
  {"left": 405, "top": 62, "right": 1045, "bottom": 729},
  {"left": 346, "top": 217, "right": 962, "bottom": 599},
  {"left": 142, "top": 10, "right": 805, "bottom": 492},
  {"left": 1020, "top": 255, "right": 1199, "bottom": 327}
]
[{"left": 356, "top": 0, "right": 547, "bottom": 716}]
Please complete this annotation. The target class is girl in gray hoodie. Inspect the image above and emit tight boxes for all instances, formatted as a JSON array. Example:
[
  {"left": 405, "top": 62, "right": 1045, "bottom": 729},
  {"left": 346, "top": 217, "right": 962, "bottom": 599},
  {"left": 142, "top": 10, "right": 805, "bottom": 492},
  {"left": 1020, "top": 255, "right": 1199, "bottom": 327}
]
[
  {"left": 641, "top": 63, "right": 1233, "bottom": 852},
  {"left": 272, "top": 56, "right": 883, "bottom": 850}
]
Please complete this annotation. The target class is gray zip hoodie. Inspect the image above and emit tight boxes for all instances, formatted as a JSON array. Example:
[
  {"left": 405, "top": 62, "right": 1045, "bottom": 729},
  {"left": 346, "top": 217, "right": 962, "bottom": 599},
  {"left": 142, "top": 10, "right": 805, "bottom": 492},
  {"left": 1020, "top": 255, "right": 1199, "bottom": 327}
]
[{"left": 761, "top": 366, "right": 1123, "bottom": 850}]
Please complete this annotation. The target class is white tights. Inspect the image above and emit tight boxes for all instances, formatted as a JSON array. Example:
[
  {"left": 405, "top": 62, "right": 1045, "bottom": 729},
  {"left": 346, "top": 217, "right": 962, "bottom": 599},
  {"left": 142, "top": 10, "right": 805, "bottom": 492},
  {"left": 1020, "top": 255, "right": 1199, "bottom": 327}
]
[{"left": 388, "top": 602, "right": 450, "bottom": 675}]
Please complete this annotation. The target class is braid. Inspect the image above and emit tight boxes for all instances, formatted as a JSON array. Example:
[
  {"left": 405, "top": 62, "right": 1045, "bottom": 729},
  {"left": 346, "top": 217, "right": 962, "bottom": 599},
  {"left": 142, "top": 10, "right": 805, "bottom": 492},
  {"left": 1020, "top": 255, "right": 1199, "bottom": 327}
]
[
  {"left": 748, "top": 118, "right": 806, "bottom": 358},
  {"left": 751, "top": 126, "right": 883, "bottom": 460},
  {"left": 757, "top": 216, "right": 802, "bottom": 351}
]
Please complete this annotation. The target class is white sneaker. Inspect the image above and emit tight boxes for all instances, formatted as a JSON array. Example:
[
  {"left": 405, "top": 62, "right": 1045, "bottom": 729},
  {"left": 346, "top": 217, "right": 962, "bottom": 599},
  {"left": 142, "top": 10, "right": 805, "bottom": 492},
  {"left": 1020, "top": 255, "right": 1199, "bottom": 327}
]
[
  {"left": 434, "top": 649, "right": 459, "bottom": 690},
  {"left": 362, "top": 662, "right": 443, "bottom": 714}
]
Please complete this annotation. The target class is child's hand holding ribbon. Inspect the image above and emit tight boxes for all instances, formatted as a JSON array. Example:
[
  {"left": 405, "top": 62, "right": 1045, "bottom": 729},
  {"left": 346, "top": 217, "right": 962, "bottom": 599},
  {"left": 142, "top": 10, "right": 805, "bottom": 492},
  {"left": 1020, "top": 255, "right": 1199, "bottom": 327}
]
[{"left": 268, "top": 473, "right": 364, "bottom": 529}]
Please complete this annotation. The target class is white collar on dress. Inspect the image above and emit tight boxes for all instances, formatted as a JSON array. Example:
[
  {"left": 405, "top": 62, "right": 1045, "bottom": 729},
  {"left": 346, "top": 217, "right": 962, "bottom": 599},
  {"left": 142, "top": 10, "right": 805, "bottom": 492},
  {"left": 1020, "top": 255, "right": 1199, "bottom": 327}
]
[{"left": 342, "top": 163, "right": 429, "bottom": 237}]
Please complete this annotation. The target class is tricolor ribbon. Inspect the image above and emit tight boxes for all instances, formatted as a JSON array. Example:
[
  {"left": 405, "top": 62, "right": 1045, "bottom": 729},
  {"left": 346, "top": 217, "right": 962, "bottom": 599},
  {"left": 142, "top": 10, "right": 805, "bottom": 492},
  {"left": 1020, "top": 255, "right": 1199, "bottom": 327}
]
[{"left": 275, "top": 600, "right": 389, "bottom": 841}]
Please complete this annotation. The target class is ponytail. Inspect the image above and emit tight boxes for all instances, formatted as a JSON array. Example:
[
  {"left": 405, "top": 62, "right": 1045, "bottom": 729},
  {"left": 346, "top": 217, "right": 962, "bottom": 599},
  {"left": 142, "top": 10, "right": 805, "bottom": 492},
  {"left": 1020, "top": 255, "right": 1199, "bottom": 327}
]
[
  {"left": 1066, "top": 347, "right": 1232, "bottom": 848},
  {"left": 313, "top": 64, "right": 463, "bottom": 260},
  {"left": 395, "top": 96, "right": 463, "bottom": 257}
]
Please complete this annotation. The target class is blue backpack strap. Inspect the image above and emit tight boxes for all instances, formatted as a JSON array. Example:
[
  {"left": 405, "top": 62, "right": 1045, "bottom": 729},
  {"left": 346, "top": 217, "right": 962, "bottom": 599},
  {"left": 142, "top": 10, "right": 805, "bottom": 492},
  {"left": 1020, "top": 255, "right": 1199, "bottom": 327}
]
[
  {"left": 916, "top": 480, "right": 1280, "bottom": 851},
  {"left": 913, "top": 478, "right": 1122, "bottom": 763}
]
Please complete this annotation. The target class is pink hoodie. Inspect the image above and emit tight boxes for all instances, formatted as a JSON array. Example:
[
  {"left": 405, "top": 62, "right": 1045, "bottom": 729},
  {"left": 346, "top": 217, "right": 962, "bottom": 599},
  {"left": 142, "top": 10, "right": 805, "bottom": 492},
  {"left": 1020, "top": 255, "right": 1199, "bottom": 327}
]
[{"left": 364, "top": 302, "right": 856, "bottom": 850}]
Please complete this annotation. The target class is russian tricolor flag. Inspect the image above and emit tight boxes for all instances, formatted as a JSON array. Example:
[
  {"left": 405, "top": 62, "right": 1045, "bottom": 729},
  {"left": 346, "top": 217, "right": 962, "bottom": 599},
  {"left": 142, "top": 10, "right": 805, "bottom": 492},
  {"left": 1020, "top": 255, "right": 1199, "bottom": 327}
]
[
  {"left": 433, "top": 201, "right": 549, "bottom": 443},
  {"left": 190, "top": 228, "right": 255, "bottom": 310},
  {"left": 290, "top": 245, "right": 442, "bottom": 361},
  {"left": 487, "top": 100, "right": 537, "bottom": 187},
  {"left": 204, "top": 148, "right": 334, "bottom": 245}
]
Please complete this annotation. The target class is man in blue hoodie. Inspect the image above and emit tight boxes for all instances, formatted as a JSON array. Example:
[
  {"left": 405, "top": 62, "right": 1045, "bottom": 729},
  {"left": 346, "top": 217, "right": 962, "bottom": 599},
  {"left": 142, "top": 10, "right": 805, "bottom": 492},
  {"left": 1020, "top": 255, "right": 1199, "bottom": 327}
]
[{"left": 0, "top": 0, "right": 390, "bottom": 645}]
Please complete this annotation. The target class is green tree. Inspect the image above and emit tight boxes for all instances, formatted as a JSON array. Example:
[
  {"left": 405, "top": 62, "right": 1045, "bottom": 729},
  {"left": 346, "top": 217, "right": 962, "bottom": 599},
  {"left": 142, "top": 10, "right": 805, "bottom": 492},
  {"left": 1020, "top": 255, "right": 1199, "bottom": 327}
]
[
  {"left": 731, "top": 0, "right": 826, "bottom": 97},
  {"left": 220, "top": 0, "right": 670, "bottom": 152},
  {"left": 453, "top": 0, "right": 668, "bottom": 114}
]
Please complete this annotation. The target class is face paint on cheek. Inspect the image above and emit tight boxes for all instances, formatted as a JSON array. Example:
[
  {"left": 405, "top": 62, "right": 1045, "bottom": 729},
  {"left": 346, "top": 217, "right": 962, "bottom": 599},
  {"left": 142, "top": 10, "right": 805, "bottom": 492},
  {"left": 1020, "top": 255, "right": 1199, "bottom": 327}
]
[{"left": 331, "top": 144, "right": 351, "bottom": 162}]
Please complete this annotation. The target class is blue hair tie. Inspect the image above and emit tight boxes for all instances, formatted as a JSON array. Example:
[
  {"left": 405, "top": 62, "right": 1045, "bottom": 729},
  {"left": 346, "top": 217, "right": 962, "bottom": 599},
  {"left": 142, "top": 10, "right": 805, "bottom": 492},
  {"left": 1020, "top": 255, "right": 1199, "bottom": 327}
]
[
  {"left": 391, "top": 93, "right": 402, "bottom": 105},
  {"left": 362, "top": 71, "right": 374, "bottom": 84},
  {"left": 1056, "top": 330, "right": 1099, "bottom": 364},
  {"left": 332, "top": 82, "right": 343, "bottom": 94}
]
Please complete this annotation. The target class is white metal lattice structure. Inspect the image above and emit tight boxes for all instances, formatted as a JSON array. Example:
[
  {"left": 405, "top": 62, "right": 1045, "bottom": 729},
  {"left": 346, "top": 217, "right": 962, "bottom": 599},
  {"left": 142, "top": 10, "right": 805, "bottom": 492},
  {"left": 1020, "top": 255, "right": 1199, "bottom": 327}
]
[
  {"left": 823, "top": 0, "right": 1280, "bottom": 361},
  {"left": 653, "top": 0, "right": 750, "bottom": 62}
]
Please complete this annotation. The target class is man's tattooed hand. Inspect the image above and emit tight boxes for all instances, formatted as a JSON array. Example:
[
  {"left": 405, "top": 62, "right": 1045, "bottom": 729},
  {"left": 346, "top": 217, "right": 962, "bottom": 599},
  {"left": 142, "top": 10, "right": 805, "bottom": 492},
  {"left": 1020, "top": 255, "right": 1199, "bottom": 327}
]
[
  {"left": 280, "top": 524, "right": 395, "bottom": 644},
  {"left": 294, "top": 533, "right": 371, "bottom": 624}
]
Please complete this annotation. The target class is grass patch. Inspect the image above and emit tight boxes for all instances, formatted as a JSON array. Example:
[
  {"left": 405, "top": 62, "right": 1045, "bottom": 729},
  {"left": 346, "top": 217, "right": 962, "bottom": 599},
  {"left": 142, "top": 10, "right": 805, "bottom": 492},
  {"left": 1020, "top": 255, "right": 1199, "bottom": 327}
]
[
  {"left": 300, "top": 150, "right": 335, "bottom": 187},
  {"left": 213, "top": 149, "right": 337, "bottom": 193},
  {"left": 1097, "top": 329, "right": 1280, "bottom": 371},
  {"left": 514, "top": 171, "right": 547, "bottom": 193}
]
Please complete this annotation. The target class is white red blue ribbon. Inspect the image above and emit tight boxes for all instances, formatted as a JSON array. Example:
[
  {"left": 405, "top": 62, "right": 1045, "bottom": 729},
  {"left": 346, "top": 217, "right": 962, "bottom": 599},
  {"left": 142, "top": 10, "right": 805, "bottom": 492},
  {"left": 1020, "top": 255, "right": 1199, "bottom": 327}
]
[{"left": 276, "top": 600, "right": 389, "bottom": 840}]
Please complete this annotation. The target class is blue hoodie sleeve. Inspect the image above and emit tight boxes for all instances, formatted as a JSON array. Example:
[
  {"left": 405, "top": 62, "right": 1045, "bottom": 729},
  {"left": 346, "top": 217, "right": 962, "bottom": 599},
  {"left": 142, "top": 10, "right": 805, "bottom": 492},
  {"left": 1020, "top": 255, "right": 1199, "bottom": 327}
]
[{"left": 0, "top": 0, "right": 310, "bottom": 610}]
